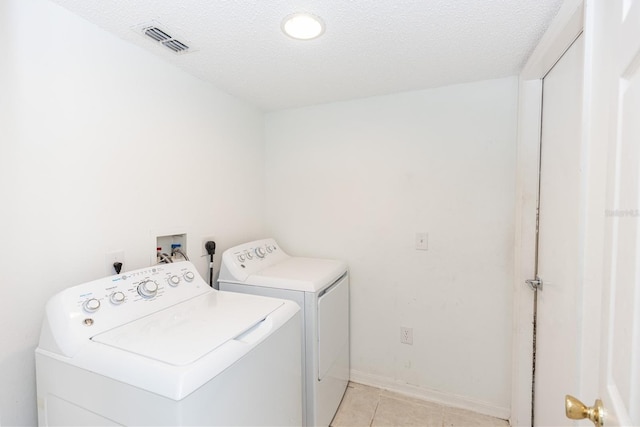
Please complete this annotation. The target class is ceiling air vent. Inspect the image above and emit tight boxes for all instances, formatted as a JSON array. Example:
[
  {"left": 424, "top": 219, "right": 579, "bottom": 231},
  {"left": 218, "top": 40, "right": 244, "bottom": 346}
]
[
  {"left": 144, "top": 27, "right": 171, "bottom": 42},
  {"left": 138, "top": 23, "right": 191, "bottom": 55},
  {"left": 162, "top": 39, "right": 189, "bottom": 53}
]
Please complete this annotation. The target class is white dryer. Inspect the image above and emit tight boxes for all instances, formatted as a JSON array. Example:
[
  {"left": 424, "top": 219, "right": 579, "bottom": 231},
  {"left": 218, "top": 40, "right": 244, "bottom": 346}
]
[
  {"left": 218, "top": 238, "right": 349, "bottom": 427},
  {"left": 36, "top": 261, "right": 302, "bottom": 426}
]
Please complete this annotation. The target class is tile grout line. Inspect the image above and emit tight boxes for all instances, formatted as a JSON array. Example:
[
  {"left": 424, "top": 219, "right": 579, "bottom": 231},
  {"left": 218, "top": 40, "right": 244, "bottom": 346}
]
[{"left": 368, "top": 392, "right": 381, "bottom": 427}]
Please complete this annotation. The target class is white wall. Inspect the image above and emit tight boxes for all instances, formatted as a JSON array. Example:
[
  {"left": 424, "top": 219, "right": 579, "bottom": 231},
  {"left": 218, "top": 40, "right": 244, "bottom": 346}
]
[
  {"left": 0, "top": 1, "right": 265, "bottom": 425},
  {"left": 0, "top": 1, "right": 521, "bottom": 423},
  {"left": 264, "top": 77, "right": 518, "bottom": 416}
]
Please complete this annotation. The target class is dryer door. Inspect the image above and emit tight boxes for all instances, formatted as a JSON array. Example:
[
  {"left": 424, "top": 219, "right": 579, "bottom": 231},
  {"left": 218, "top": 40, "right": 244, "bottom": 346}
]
[{"left": 317, "top": 274, "right": 349, "bottom": 380}]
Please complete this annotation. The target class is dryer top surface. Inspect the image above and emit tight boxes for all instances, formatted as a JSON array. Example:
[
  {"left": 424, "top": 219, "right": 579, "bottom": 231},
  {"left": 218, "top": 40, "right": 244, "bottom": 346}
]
[{"left": 246, "top": 257, "right": 347, "bottom": 293}]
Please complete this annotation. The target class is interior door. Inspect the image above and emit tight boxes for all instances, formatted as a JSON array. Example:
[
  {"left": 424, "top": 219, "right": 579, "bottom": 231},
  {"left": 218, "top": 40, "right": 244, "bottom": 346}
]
[
  {"left": 534, "top": 34, "right": 585, "bottom": 427},
  {"left": 594, "top": 1, "right": 640, "bottom": 425}
]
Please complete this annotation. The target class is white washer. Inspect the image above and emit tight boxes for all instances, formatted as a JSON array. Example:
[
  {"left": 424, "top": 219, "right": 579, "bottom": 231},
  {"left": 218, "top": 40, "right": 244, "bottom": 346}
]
[
  {"left": 218, "top": 238, "right": 349, "bottom": 427},
  {"left": 36, "top": 261, "right": 302, "bottom": 426}
]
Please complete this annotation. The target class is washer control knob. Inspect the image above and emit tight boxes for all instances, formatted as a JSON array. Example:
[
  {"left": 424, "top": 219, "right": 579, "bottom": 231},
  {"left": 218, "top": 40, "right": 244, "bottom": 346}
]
[
  {"left": 255, "top": 247, "right": 266, "bottom": 258},
  {"left": 237, "top": 254, "right": 246, "bottom": 262},
  {"left": 266, "top": 245, "right": 274, "bottom": 253},
  {"left": 183, "top": 271, "right": 195, "bottom": 282},
  {"left": 138, "top": 280, "right": 158, "bottom": 298},
  {"left": 83, "top": 298, "right": 101, "bottom": 312},
  {"left": 245, "top": 250, "right": 253, "bottom": 260},
  {"left": 110, "top": 292, "right": 125, "bottom": 305},
  {"left": 168, "top": 275, "right": 181, "bottom": 286}
]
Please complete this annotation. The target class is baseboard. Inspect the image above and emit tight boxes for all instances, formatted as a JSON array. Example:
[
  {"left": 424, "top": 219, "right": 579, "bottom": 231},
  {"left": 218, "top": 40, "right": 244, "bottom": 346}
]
[{"left": 349, "top": 369, "right": 510, "bottom": 421}]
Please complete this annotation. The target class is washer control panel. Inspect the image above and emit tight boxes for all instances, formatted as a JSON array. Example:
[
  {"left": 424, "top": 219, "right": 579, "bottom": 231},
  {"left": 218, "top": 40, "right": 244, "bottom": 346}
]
[
  {"left": 40, "top": 261, "right": 210, "bottom": 357},
  {"left": 73, "top": 263, "right": 202, "bottom": 314}
]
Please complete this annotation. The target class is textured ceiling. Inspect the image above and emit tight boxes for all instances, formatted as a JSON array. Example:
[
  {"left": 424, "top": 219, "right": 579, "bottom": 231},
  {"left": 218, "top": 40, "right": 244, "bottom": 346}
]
[{"left": 50, "top": 0, "right": 564, "bottom": 111}]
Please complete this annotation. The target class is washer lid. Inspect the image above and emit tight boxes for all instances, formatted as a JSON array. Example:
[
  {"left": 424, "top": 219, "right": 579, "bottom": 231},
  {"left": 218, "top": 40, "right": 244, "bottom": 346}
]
[
  {"left": 91, "top": 290, "right": 283, "bottom": 366},
  {"left": 246, "top": 257, "right": 348, "bottom": 292}
]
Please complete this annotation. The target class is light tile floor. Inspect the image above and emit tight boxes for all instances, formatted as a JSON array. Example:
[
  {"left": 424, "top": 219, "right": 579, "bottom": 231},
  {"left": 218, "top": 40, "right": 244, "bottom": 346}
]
[{"left": 331, "top": 382, "right": 510, "bottom": 427}]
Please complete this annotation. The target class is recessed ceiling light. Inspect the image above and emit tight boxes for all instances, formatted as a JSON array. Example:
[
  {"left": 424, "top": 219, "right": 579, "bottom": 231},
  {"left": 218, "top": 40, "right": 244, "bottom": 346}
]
[{"left": 282, "top": 13, "right": 325, "bottom": 40}]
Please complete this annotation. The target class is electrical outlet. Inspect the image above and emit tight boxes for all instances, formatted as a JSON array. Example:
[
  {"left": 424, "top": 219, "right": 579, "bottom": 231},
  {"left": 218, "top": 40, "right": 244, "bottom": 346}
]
[
  {"left": 415, "top": 232, "right": 428, "bottom": 250},
  {"left": 400, "top": 326, "right": 413, "bottom": 345},
  {"left": 105, "top": 250, "right": 125, "bottom": 276},
  {"left": 202, "top": 236, "right": 216, "bottom": 257}
]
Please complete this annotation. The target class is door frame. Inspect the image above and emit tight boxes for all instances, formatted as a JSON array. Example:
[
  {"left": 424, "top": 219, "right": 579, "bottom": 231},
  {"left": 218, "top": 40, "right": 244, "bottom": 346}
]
[{"left": 511, "top": 1, "right": 608, "bottom": 425}]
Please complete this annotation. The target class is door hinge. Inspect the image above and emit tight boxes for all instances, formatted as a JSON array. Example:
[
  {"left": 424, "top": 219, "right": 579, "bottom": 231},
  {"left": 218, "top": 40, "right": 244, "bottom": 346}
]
[{"left": 526, "top": 277, "right": 543, "bottom": 291}]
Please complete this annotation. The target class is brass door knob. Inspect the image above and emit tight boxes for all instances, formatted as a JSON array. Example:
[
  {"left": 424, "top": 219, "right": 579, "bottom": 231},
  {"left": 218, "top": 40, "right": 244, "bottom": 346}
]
[{"left": 565, "top": 395, "right": 604, "bottom": 427}]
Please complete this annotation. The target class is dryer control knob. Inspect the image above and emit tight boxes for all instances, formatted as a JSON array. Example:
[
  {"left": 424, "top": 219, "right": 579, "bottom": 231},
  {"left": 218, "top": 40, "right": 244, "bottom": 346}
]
[
  {"left": 237, "top": 254, "right": 246, "bottom": 263},
  {"left": 245, "top": 250, "right": 253, "bottom": 260},
  {"left": 266, "top": 245, "right": 274, "bottom": 253},
  {"left": 83, "top": 298, "right": 101, "bottom": 313},
  {"left": 183, "top": 271, "right": 195, "bottom": 282},
  {"left": 110, "top": 291, "right": 125, "bottom": 305},
  {"left": 168, "top": 275, "right": 181, "bottom": 286},
  {"left": 255, "top": 247, "right": 266, "bottom": 258},
  {"left": 138, "top": 280, "right": 158, "bottom": 298}
]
